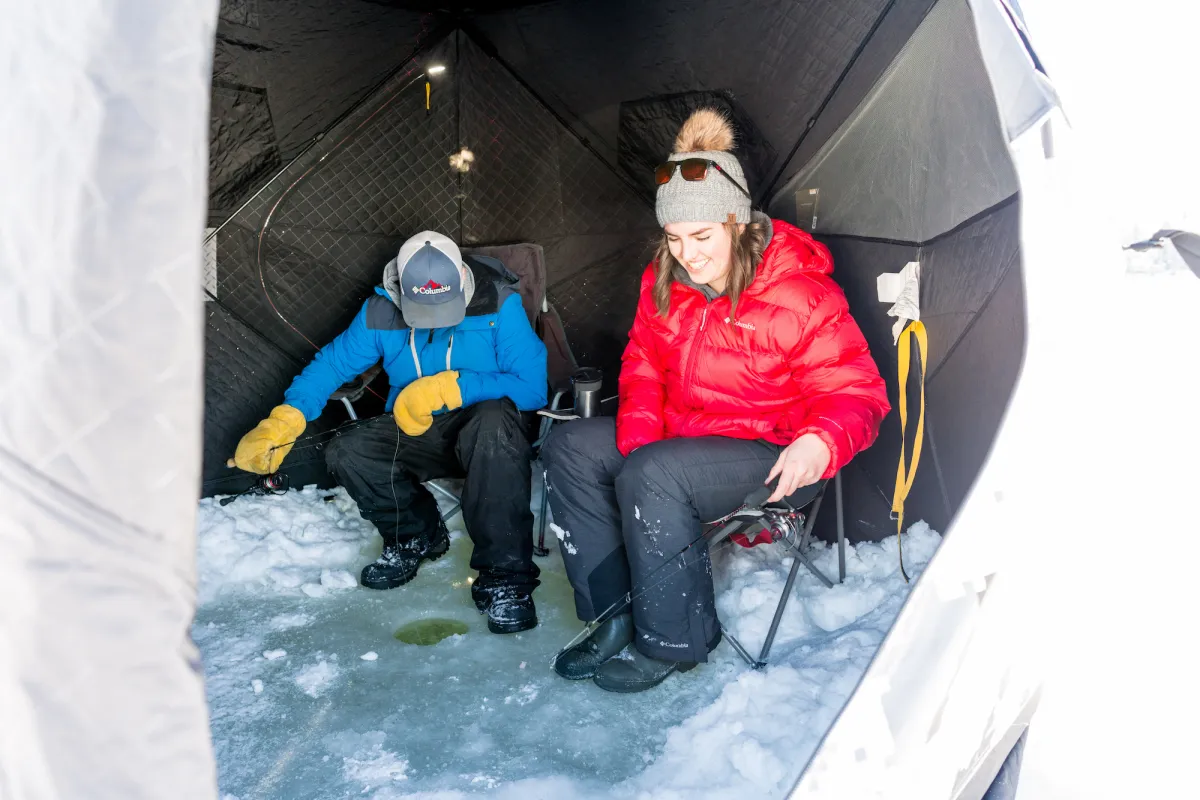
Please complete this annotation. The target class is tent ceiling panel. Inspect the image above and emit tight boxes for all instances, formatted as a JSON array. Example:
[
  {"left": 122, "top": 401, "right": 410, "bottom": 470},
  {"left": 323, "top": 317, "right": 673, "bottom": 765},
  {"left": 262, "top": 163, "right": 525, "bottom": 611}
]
[
  {"left": 770, "top": 0, "right": 938, "bottom": 201},
  {"left": 460, "top": 35, "right": 567, "bottom": 247},
  {"left": 773, "top": 0, "right": 1019, "bottom": 242},
  {"left": 470, "top": 0, "right": 891, "bottom": 181},
  {"left": 209, "top": 0, "right": 436, "bottom": 221}
]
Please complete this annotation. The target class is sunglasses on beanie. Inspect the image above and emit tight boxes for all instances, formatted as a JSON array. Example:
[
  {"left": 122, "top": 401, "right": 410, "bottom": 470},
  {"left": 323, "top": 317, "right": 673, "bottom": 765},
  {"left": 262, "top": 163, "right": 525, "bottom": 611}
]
[{"left": 654, "top": 158, "right": 751, "bottom": 199}]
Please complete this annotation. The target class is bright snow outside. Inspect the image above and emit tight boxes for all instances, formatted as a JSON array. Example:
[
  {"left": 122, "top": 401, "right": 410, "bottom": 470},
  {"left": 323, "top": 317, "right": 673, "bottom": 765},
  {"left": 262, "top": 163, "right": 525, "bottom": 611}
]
[{"left": 195, "top": 480, "right": 939, "bottom": 799}]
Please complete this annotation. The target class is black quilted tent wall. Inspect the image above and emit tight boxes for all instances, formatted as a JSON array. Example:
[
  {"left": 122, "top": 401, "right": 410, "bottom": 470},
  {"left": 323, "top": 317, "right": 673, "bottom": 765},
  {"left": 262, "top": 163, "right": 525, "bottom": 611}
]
[{"left": 203, "top": 0, "right": 1027, "bottom": 544}]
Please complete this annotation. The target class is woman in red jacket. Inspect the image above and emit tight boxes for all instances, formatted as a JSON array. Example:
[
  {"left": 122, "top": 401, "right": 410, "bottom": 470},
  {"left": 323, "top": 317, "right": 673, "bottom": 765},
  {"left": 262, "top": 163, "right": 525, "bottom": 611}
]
[{"left": 542, "top": 109, "right": 890, "bottom": 693}]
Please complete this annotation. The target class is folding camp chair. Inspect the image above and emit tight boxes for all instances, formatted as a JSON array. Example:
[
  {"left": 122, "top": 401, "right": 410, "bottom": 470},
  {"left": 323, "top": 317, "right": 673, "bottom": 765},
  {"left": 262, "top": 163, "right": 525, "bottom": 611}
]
[{"left": 707, "top": 472, "right": 847, "bottom": 670}]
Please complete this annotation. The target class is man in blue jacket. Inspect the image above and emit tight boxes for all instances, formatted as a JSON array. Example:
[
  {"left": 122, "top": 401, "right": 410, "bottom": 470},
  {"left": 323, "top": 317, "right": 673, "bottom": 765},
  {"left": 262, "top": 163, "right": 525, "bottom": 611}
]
[{"left": 232, "top": 231, "right": 548, "bottom": 633}]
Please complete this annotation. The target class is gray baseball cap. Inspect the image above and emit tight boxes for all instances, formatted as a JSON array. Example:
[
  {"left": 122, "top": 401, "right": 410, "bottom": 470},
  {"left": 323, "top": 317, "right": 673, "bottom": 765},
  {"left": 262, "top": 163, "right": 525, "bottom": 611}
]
[{"left": 396, "top": 231, "right": 465, "bottom": 329}]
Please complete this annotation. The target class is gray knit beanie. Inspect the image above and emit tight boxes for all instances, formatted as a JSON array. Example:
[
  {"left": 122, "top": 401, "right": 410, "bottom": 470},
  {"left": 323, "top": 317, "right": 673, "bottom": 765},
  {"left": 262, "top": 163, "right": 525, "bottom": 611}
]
[{"left": 656, "top": 109, "right": 751, "bottom": 227}]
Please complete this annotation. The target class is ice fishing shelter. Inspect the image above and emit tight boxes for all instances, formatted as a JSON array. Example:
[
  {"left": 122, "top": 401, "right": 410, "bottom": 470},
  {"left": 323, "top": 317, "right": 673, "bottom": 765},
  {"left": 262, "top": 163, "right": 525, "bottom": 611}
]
[{"left": 3, "top": 0, "right": 1066, "bottom": 797}]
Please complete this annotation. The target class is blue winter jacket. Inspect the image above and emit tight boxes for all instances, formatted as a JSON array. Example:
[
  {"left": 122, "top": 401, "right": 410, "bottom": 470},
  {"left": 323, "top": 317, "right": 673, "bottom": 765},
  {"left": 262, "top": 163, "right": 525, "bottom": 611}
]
[{"left": 282, "top": 255, "right": 547, "bottom": 421}]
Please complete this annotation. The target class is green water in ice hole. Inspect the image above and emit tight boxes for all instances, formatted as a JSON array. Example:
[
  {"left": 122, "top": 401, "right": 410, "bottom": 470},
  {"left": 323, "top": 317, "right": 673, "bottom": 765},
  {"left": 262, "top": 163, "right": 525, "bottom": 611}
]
[{"left": 393, "top": 618, "right": 470, "bottom": 645}]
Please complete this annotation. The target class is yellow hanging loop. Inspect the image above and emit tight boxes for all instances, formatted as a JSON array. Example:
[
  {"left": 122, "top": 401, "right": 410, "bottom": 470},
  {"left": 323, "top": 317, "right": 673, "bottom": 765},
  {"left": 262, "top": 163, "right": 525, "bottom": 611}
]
[
  {"left": 425, "top": 80, "right": 431, "bottom": 114},
  {"left": 891, "top": 320, "right": 927, "bottom": 582}
]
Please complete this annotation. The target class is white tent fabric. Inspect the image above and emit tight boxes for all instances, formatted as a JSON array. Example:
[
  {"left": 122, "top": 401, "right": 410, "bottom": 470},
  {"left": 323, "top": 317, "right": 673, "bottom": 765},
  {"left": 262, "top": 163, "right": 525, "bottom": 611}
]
[
  {"left": 0, "top": 1, "right": 219, "bottom": 797},
  {"left": 791, "top": 4, "right": 1068, "bottom": 797}
]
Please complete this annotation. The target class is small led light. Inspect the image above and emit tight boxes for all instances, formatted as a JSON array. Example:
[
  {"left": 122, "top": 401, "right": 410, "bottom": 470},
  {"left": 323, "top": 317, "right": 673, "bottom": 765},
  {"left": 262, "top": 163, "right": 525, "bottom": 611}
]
[
  {"left": 449, "top": 147, "right": 475, "bottom": 173},
  {"left": 426, "top": 65, "right": 446, "bottom": 76},
  {"left": 466, "top": 576, "right": 475, "bottom": 585}
]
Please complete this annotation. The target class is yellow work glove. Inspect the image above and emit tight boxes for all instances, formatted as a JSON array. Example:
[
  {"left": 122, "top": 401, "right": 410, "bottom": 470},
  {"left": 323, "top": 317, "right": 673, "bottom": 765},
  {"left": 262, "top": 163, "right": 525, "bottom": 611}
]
[
  {"left": 393, "top": 371, "right": 462, "bottom": 436},
  {"left": 230, "top": 405, "right": 307, "bottom": 474}
]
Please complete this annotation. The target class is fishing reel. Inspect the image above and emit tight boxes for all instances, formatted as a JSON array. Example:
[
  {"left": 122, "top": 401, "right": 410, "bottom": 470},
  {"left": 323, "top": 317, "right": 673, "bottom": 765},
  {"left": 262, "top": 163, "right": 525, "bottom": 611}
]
[
  {"left": 219, "top": 472, "right": 290, "bottom": 506},
  {"left": 760, "top": 508, "right": 807, "bottom": 551},
  {"left": 706, "top": 501, "right": 806, "bottom": 550}
]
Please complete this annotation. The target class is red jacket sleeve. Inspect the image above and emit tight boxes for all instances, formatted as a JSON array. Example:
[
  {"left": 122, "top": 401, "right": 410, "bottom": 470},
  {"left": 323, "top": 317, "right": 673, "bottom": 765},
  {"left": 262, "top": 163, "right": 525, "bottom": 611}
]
[
  {"left": 786, "top": 284, "right": 890, "bottom": 477},
  {"left": 616, "top": 267, "right": 667, "bottom": 456}
]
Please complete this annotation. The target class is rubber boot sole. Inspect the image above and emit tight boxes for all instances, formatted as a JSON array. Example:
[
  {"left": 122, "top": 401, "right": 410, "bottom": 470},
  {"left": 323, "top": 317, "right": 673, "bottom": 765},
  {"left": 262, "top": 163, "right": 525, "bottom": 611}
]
[
  {"left": 593, "top": 661, "right": 696, "bottom": 694},
  {"left": 486, "top": 614, "right": 538, "bottom": 635}
]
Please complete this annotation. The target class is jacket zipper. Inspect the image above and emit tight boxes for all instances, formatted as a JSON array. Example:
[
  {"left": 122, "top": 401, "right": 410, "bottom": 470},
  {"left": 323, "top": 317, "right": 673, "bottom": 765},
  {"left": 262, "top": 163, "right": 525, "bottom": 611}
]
[{"left": 683, "top": 305, "right": 710, "bottom": 407}]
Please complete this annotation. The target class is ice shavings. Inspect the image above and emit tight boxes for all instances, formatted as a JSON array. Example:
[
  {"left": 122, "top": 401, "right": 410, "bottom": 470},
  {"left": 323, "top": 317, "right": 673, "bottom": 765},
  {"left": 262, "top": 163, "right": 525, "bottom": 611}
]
[
  {"left": 196, "top": 480, "right": 939, "bottom": 799},
  {"left": 196, "top": 486, "right": 375, "bottom": 603},
  {"left": 325, "top": 731, "right": 409, "bottom": 791},
  {"left": 295, "top": 658, "right": 340, "bottom": 698}
]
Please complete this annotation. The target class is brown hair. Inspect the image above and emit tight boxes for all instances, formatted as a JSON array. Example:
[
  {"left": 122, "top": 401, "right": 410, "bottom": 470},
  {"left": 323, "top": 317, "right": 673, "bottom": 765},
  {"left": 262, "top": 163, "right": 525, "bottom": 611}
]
[{"left": 653, "top": 220, "right": 769, "bottom": 317}]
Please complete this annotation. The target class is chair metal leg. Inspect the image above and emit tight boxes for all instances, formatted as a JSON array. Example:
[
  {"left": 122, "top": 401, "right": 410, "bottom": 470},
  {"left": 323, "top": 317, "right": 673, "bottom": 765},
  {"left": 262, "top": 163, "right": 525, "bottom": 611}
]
[
  {"left": 756, "top": 553, "right": 806, "bottom": 667},
  {"left": 786, "top": 541, "right": 835, "bottom": 589},
  {"left": 723, "top": 630, "right": 759, "bottom": 669},
  {"left": 339, "top": 396, "right": 358, "bottom": 420},
  {"left": 835, "top": 470, "right": 846, "bottom": 584},
  {"left": 531, "top": 390, "right": 566, "bottom": 557},
  {"left": 534, "top": 467, "right": 551, "bottom": 557},
  {"left": 426, "top": 480, "right": 462, "bottom": 523}
]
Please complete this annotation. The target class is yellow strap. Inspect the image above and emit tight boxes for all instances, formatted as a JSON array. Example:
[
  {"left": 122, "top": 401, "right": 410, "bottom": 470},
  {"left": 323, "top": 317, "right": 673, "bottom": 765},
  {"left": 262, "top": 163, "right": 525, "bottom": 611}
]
[
  {"left": 892, "top": 320, "right": 927, "bottom": 581},
  {"left": 426, "top": 80, "right": 431, "bottom": 110}
]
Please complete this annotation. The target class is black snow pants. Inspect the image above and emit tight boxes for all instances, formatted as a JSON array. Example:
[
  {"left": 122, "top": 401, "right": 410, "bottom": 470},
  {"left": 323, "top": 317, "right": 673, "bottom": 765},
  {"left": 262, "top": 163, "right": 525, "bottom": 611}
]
[
  {"left": 542, "top": 417, "right": 821, "bottom": 663},
  {"left": 324, "top": 399, "right": 539, "bottom": 589}
]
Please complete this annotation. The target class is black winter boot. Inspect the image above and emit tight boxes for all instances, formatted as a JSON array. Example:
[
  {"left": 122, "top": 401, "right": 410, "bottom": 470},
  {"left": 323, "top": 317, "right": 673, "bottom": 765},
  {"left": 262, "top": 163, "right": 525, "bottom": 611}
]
[
  {"left": 360, "top": 520, "right": 451, "bottom": 590},
  {"left": 553, "top": 613, "right": 634, "bottom": 680},
  {"left": 472, "top": 574, "right": 537, "bottom": 634},
  {"left": 592, "top": 644, "right": 697, "bottom": 693}
]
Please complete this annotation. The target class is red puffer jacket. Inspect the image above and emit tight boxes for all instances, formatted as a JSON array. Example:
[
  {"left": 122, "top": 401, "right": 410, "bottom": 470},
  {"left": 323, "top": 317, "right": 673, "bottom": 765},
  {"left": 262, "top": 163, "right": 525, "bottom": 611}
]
[{"left": 616, "top": 218, "right": 890, "bottom": 478}]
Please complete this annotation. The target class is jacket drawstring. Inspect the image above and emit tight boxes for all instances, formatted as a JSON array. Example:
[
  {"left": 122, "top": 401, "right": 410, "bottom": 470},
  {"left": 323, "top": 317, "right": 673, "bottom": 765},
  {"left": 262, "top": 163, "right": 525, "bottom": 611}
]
[
  {"left": 409, "top": 329, "right": 423, "bottom": 379},
  {"left": 409, "top": 328, "right": 455, "bottom": 379}
]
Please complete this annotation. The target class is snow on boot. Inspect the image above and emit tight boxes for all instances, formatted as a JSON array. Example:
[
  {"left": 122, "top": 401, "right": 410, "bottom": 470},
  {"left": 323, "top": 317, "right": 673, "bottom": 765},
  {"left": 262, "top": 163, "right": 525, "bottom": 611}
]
[
  {"left": 553, "top": 613, "right": 634, "bottom": 680},
  {"left": 472, "top": 580, "right": 538, "bottom": 634},
  {"left": 592, "top": 644, "right": 697, "bottom": 693},
  {"left": 360, "top": 521, "right": 450, "bottom": 590}
]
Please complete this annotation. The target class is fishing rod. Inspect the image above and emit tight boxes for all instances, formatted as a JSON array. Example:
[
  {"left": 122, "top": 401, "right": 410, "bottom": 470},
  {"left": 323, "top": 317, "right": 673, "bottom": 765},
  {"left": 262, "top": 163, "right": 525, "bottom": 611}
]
[{"left": 214, "top": 412, "right": 391, "bottom": 501}]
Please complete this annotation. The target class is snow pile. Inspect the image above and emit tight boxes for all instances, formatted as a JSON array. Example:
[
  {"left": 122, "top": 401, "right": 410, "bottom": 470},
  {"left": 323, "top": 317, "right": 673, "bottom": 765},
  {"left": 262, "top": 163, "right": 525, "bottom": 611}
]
[
  {"left": 196, "top": 486, "right": 378, "bottom": 603},
  {"left": 195, "top": 482, "right": 938, "bottom": 799},
  {"left": 627, "top": 524, "right": 941, "bottom": 799}
]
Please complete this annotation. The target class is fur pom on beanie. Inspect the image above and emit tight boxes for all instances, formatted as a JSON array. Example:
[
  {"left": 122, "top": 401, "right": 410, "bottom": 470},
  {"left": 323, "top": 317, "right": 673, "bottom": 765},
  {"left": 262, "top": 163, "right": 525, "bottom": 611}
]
[{"left": 656, "top": 109, "right": 751, "bottom": 226}]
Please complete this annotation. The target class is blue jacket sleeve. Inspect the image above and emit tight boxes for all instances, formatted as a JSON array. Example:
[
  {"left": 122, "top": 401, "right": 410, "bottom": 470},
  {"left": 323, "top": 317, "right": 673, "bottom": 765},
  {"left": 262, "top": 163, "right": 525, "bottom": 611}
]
[
  {"left": 456, "top": 293, "right": 547, "bottom": 411},
  {"left": 282, "top": 302, "right": 382, "bottom": 420}
]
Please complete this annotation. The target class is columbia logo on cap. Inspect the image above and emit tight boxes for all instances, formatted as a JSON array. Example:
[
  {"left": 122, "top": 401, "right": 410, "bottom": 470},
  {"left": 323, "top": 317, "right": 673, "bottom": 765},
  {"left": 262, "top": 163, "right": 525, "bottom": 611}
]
[{"left": 413, "top": 279, "right": 452, "bottom": 296}]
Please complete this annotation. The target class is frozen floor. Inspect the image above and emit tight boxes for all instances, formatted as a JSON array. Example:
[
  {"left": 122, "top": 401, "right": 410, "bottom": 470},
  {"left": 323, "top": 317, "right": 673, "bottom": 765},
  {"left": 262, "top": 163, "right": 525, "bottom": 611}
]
[{"left": 196, "top": 483, "right": 939, "bottom": 799}]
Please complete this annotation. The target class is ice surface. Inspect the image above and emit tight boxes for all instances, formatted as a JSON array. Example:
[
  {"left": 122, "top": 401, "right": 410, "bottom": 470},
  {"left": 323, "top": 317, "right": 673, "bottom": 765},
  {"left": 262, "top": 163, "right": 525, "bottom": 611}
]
[
  {"left": 295, "top": 658, "right": 340, "bottom": 698},
  {"left": 196, "top": 479, "right": 938, "bottom": 798}
]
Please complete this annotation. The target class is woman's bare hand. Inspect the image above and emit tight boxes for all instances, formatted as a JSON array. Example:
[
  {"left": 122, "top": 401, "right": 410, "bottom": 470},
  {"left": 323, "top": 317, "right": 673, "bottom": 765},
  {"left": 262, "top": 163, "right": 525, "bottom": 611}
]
[{"left": 765, "top": 434, "right": 831, "bottom": 503}]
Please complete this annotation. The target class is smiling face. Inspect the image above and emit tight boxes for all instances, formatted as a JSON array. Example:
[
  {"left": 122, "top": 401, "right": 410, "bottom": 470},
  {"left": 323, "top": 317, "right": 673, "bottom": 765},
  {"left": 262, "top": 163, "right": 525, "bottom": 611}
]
[{"left": 664, "top": 221, "right": 736, "bottom": 293}]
